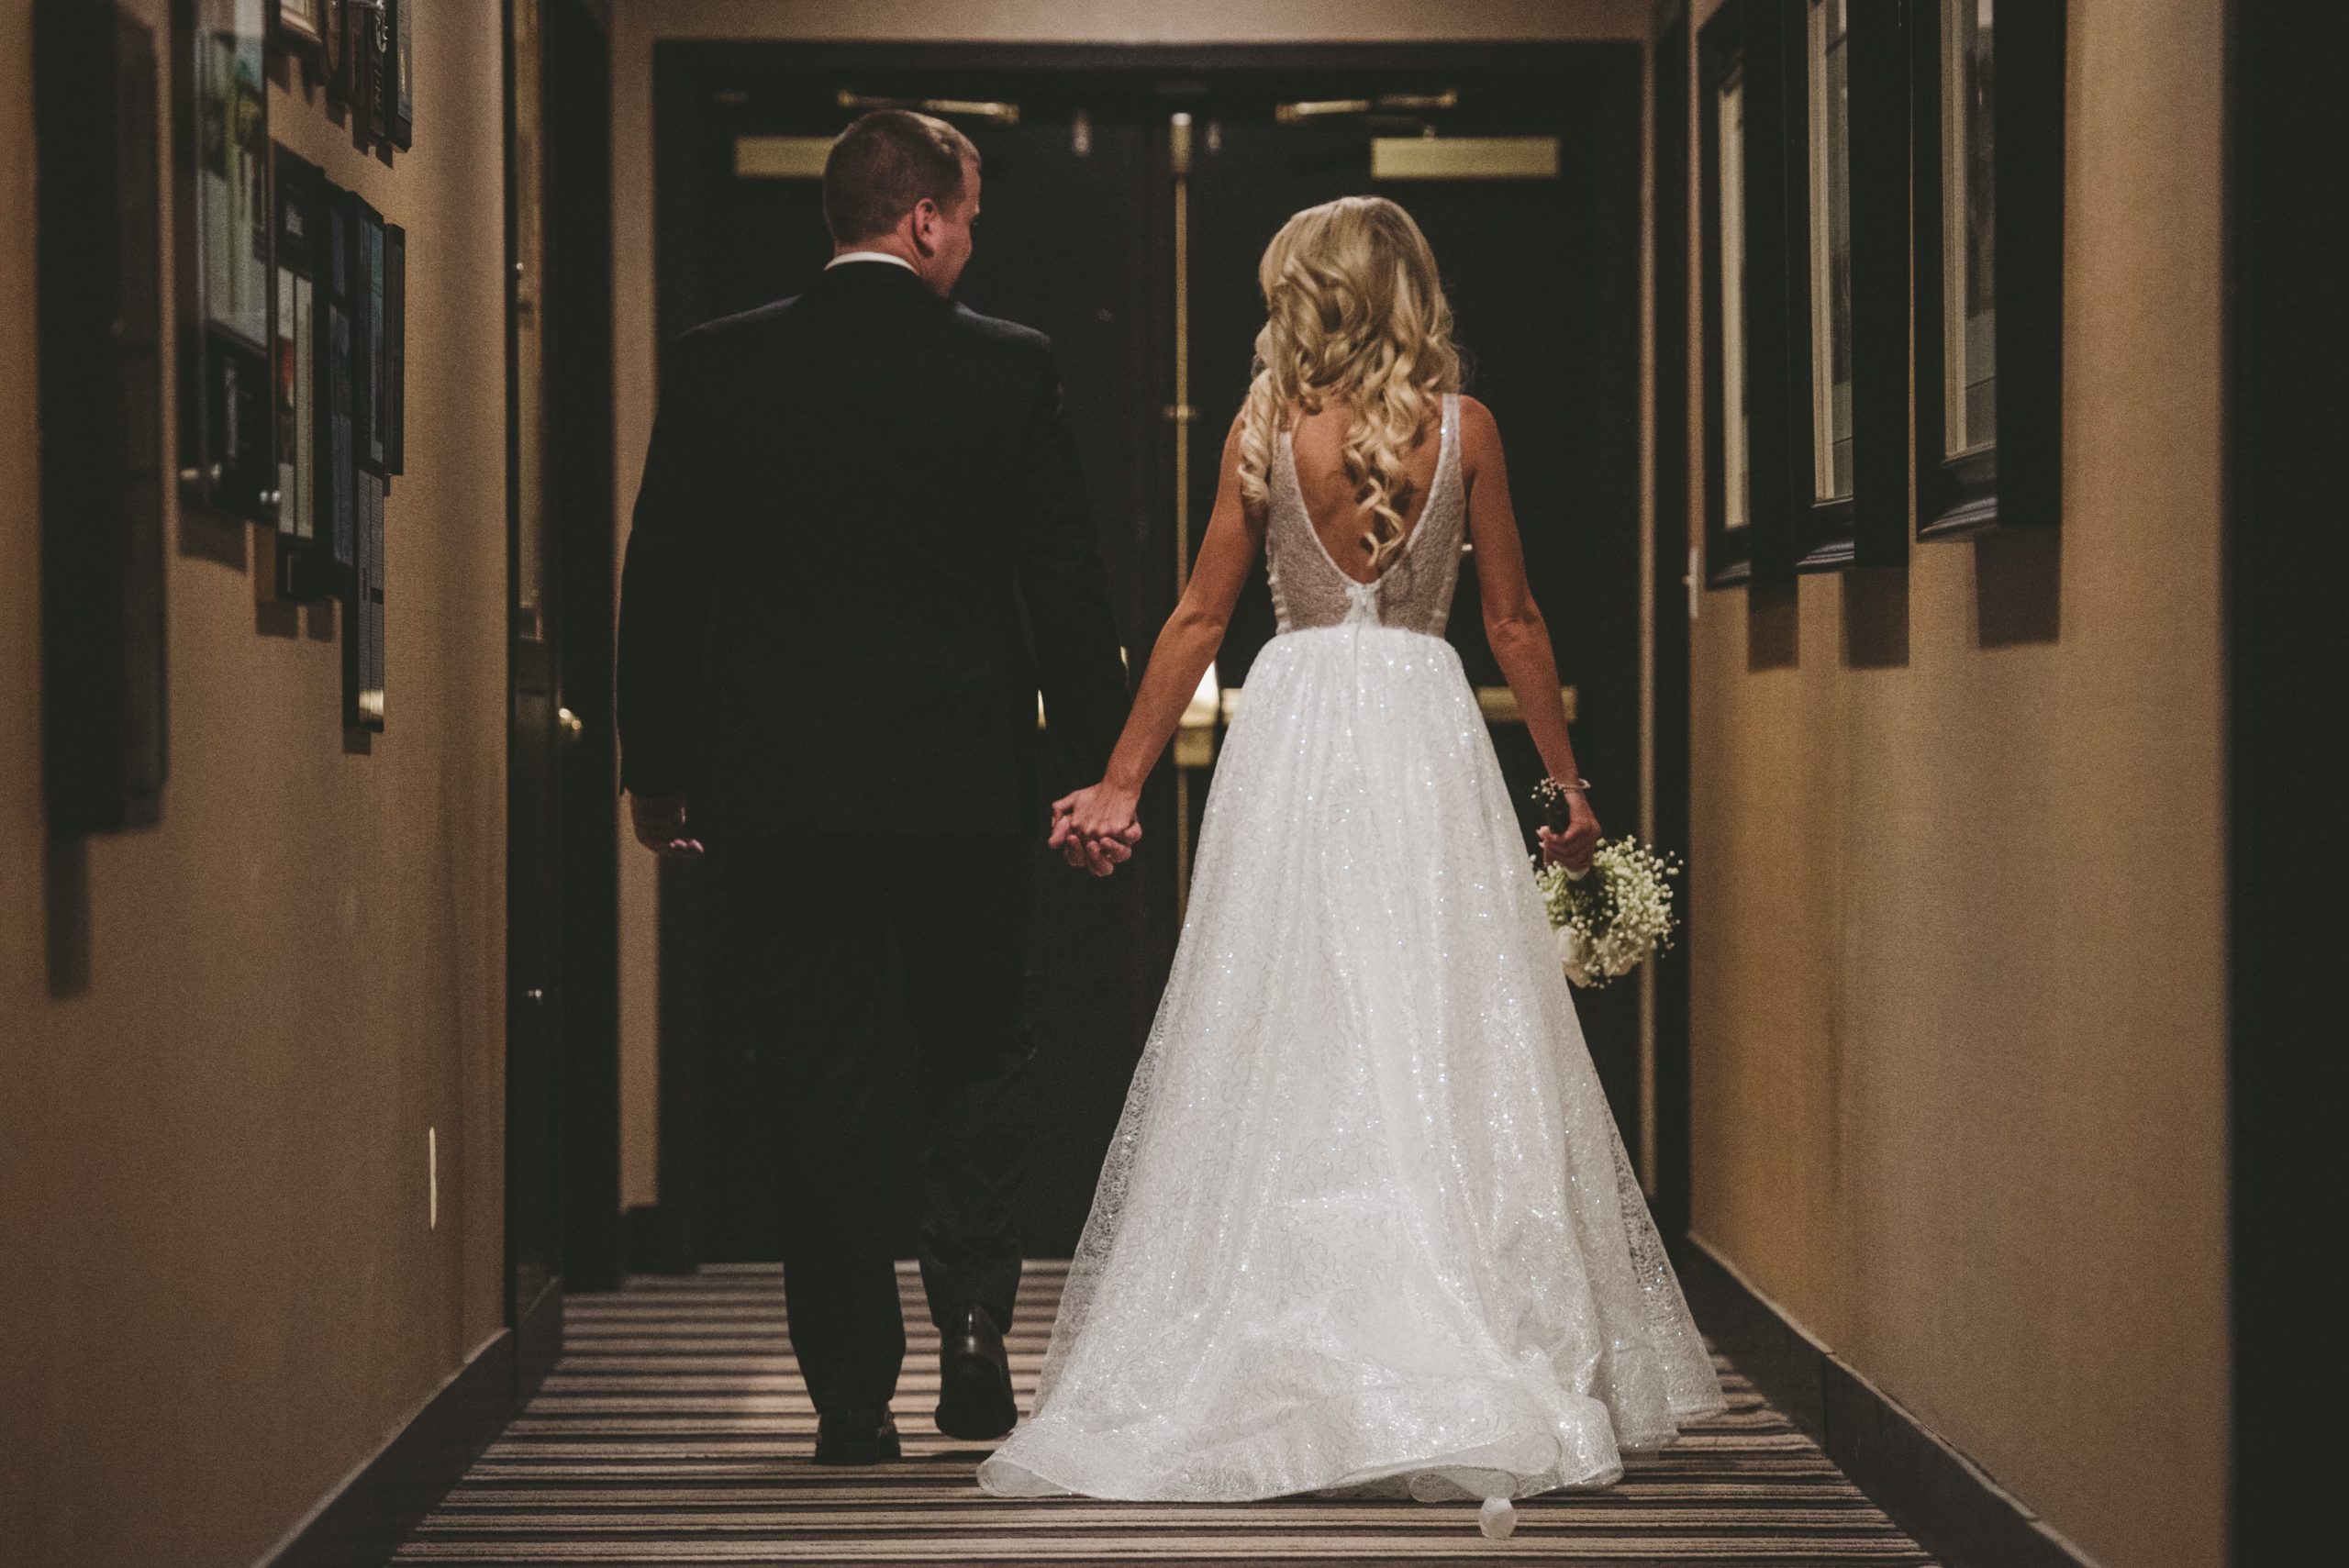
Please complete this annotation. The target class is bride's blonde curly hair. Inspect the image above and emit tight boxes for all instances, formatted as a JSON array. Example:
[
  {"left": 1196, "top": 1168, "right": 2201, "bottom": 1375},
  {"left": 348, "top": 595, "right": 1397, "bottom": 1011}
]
[{"left": 1236, "top": 196, "right": 1464, "bottom": 575}]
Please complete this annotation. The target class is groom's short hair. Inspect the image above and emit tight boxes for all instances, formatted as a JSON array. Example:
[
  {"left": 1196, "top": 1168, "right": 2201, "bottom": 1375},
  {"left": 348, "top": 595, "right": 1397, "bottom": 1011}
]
[{"left": 823, "top": 110, "right": 979, "bottom": 244}]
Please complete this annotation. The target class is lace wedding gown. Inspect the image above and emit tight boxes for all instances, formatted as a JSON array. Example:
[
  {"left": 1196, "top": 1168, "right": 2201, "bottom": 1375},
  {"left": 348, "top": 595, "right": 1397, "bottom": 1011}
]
[{"left": 976, "top": 394, "right": 1724, "bottom": 1504}]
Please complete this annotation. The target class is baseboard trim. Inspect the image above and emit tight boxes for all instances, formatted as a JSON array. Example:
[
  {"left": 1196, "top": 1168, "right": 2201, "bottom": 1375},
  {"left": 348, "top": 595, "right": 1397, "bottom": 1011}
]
[
  {"left": 1672, "top": 1234, "right": 2101, "bottom": 1568},
  {"left": 255, "top": 1328, "right": 516, "bottom": 1568}
]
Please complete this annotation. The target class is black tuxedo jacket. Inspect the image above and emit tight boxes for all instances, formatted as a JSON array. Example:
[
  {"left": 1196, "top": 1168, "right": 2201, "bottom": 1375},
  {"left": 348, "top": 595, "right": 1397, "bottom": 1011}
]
[{"left": 617, "top": 261, "right": 1132, "bottom": 836}]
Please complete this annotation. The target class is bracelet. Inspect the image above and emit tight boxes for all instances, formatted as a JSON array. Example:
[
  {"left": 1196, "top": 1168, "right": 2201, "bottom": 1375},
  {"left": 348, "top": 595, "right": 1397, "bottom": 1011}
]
[{"left": 1541, "top": 775, "right": 1591, "bottom": 794}]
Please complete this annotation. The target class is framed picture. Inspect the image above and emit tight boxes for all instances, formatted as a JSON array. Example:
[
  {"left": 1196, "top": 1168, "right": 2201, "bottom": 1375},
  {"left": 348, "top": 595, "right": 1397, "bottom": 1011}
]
[
  {"left": 384, "top": 223, "right": 406, "bottom": 474},
  {"left": 365, "top": 0, "right": 388, "bottom": 146},
  {"left": 318, "top": 0, "right": 344, "bottom": 99},
  {"left": 388, "top": 0, "right": 414, "bottom": 150},
  {"left": 174, "top": 0, "right": 276, "bottom": 522},
  {"left": 1771, "top": 0, "right": 1909, "bottom": 571},
  {"left": 272, "top": 0, "right": 322, "bottom": 61},
  {"left": 272, "top": 147, "right": 320, "bottom": 595},
  {"left": 37, "top": 1, "right": 170, "bottom": 832},
  {"left": 325, "top": 0, "right": 357, "bottom": 108},
  {"left": 345, "top": 472, "right": 386, "bottom": 730},
  {"left": 355, "top": 196, "right": 386, "bottom": 474},
  {"left": 1698, "top": 3, "right": 1754, "bottom": 587},
  {"left": 299, "top": 177, "right": 360, "bottom": 599},
  {"left": 1702, "top": 0, "right": 1798, "bottom": 585},
  {"left": 1911, "top": 0, "right": 2065, "bottom": 539}
]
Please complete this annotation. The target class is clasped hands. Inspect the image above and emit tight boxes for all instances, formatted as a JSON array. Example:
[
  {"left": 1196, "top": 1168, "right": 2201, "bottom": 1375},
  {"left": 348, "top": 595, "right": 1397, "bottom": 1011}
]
[{"left": 1049, "top": 781, "right": 1142, "bottom": 877}]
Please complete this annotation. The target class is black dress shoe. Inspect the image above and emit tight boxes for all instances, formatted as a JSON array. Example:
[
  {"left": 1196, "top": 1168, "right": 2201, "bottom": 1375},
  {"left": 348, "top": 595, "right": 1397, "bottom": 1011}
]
[
  {"left": 813, "top": 1406, "right": 901, "bottom": 1465},
  {"left": 934, "top": 1303, "right": 1019, "bottom": 1440}
]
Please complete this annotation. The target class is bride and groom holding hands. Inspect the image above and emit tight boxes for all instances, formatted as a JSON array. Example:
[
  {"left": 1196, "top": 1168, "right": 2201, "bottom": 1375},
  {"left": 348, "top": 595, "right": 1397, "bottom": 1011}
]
[{"left": 616, "top": 107, "right": 1721, "bottom": 1514}]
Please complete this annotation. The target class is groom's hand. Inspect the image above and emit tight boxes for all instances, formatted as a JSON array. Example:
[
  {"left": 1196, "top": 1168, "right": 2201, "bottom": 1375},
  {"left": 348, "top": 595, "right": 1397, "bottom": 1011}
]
[{"left": 629, "top": 792, "right": 704, "bottom": 858}]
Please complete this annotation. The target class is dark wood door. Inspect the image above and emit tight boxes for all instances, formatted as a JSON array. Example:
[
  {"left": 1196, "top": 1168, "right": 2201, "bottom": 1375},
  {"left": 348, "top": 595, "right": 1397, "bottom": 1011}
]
[
  {"left": 504, "top": 0, "right": 563, "bottom": 1389},
  {"left": 545, "top": 0, "right": 623, "bottom": 1296}
]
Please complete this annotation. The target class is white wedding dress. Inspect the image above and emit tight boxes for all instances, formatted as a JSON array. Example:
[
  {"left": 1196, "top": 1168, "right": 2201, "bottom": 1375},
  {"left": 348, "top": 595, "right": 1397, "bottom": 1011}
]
[{"left": 976, "top": 394, "right": 1724, "bottom": 1505}]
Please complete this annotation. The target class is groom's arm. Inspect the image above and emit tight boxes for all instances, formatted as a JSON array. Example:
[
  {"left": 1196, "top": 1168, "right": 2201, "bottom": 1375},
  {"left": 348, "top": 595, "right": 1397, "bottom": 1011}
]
[
  {"left": 1011, "top": 338, "right": 1130, "bottom": 785},
  {"left": 617, "top": 329, "right": 718, "bottom": 807}
]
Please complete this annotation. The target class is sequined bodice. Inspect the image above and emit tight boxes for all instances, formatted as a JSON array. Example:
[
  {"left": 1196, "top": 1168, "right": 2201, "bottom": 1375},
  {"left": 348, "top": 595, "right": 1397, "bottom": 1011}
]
[{"left": 1266, "top": 392, "right": 1465, "bottom": 638}]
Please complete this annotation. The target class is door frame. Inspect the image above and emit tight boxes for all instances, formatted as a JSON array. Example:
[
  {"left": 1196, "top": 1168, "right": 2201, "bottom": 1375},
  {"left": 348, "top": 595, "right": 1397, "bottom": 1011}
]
[
  {"left": 636, "top": 38, "right": 1666, "bottom": 1271},
  {"left": 2220, "top": 2, "right": 2338, "bottom": 1561},
  {"left": 502, "top": 0, "right": 564, "bottom": 1393},
  {"left": 544, "top": 0, "right": 624, "bottom": 1296},
  {"left": 1649, "top": 5, "right": 1695, "bottom": 1241}
]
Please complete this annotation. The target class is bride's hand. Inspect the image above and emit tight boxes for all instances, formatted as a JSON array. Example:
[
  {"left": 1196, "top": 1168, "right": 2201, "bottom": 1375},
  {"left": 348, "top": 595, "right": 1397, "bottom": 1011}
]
[
  {"left": 1049, "top": 782, "right": 1143, "bottom": 877},
  {"left": 1538, "top": 793, "right": 1600, "bottom": 876}
]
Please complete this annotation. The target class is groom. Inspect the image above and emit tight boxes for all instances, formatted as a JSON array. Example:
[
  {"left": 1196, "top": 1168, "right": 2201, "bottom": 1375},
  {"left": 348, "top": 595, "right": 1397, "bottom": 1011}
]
[{"left": 616, "top": 110, "right": 1135, "bottom": 1463}]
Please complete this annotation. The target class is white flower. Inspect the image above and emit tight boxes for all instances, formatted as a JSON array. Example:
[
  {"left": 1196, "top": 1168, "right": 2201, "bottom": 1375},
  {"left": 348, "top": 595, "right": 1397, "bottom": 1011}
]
[
  {"left": 1558, "top": 925, "right": 1594, "bottom": 987},
  {"left": 1531, "top": 835, "right": 1685, "bottom": 989}
]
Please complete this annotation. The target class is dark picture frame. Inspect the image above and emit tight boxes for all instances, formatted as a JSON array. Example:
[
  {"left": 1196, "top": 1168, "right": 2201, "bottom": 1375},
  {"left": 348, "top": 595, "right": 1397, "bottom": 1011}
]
[
  {"left": 346, "top": 472, "right": 386, "bottom": 730},
  {"left": 1697, "top": 2, "right": 1759, "bottom": 587},
  {"left": 344, "top": 190, "right": 388, "bottom": 730},
  {"left": 1771, "top": 0, "right": 1908, "bottom": 572},
  {"left": 326, "top": 0, "right": 359, "bottom": 108},
  {"left": 1911, "top": 0, "right": 2065, "bottom": 539},
  {"left": 271, "top": 146, "right": 322, "bottom": 597},
  {"left": 319, "top": 0, "right": 347, "bottom": 101},
  {"left": 273, "top": 0, "right": 324, "bottom": 61},
  {"left": 385, "top": 223, "right": 406, "bottom": 474},
  {"left": 1720, "top": 0, "right": 1798, "bottom": 584},
  {"left": 365, "top": 0, "right": 389, "bottom": 146},
  {"left": 356, "top": 196, "right": 387, "bottom": 474},
  {"left": 1846, "top": 0, "right": 1909, "bottom": 567},
  {"left": 36, "top": 0, "right": 170, "bottom": 833},
  {"left": 388, "top": 0, "right": 414, "bottom": 149},
  {"left": 173, "top": 0, "right": 276, "bottom": 523},
  {"left": 1771, "top": 0, "right": 1855, "bottom": 572},
  {"left": 297, "top": 176, "right": 361, "bottom": 600}
]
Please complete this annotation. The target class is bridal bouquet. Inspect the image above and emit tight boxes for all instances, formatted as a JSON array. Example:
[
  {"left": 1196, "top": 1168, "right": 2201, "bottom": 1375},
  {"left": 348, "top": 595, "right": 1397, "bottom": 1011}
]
[{"left": 1529, "top": 783, "right": 1686, "bottom": 989}]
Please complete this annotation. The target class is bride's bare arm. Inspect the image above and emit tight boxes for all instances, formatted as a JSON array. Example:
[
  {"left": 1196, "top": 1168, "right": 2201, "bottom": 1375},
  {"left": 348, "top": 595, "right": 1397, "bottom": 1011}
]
[
  {"left": 1052, "top": 414, "right": 1264, "bottom": 867},
  {"left": 1460, "top": 396, "right": 1600, "bottom": 872}
]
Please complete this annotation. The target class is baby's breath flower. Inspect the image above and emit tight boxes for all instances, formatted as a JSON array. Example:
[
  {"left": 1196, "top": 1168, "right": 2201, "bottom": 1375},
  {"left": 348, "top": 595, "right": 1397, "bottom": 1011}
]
[{"left": 1530, "top": 836, "right": 1685, "bottom": 989}]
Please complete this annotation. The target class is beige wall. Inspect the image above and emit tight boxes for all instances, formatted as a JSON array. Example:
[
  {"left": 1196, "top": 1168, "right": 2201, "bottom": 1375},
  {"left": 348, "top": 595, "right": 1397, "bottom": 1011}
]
[
  {"left": 0, "top": 2, "right": 510, "bottom": 1564},
  {"left": 1681, "top": 4, "right": 2229, "bottom": 1567},
  {"left": 605, "top": 0, "right": 1658, "bottom": 1210}
]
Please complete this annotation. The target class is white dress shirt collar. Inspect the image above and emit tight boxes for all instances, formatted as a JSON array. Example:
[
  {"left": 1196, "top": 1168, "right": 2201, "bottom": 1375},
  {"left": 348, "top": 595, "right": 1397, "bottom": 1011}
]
[{"left": 826, "top": 250, "right": 918, "bottom": 274}]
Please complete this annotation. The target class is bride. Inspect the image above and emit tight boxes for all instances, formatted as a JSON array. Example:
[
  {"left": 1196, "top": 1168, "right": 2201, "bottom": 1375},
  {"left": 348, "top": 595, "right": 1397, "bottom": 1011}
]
[{"left": 976, "top": 196, "right": 1724, "bottom": 1510}]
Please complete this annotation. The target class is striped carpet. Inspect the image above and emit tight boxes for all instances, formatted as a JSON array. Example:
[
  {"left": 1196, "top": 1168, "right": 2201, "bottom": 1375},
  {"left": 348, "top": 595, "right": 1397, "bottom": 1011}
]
[{"left": 393, "top": 1261, "right": 1937, "bottom": 1565}]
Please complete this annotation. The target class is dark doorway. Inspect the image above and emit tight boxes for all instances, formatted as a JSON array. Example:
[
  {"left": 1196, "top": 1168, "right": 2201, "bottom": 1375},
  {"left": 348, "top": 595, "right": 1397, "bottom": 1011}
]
[
  {"left": 642, "top": 42, "right": 1650, "bottom": 1268},
  {"left": 1651, "top": 1, "right": 1695, "bottom": 1241},
  {"left": 504, "top": 0, "right": 563, "bottom": 1392},
  {"left": 504, "top": 0, "right": 623, "bottom": 1396},
  {"left": 545, "top": 0, "right": 623, "bottom": 1296}
]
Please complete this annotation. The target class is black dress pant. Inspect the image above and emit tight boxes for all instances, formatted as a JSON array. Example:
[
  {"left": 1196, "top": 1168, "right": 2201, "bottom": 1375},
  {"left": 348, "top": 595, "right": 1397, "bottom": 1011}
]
[{"left": 705, "top": 832, "right": 1037, "bottom": 1416}]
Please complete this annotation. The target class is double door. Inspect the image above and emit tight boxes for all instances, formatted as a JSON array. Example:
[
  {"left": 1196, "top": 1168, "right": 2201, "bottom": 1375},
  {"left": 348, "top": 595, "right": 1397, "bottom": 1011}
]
[{"left": 656, "top": 43, "right": 1647, "bottom": 1260}]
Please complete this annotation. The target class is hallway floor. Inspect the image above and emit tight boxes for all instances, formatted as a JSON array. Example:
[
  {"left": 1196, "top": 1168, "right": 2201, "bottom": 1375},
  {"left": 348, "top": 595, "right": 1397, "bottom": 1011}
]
[{"left": 393, "top": 1262, "right": 1937, "bottom": 1565}]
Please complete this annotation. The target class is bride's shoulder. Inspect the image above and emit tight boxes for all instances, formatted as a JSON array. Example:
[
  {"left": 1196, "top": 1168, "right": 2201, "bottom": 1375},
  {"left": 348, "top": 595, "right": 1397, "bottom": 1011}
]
[{"left": 1454, "top": 394, "right": 1504, "bottom": 465}]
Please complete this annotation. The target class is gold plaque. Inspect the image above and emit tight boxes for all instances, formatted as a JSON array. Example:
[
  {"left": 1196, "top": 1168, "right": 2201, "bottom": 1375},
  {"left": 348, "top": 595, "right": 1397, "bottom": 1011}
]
[
  {"left": 733, "top": 136, "right": 833, "bottom": 180},
  {"left": 1371, "top": 136, "right": 1561, "bottom": 181},
  {"left": 1475, "top": 685, "right": 1580, "bottom": 722},
  {"left": 1217, "top": 685, "right": 1575, "bottom": 723}
]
